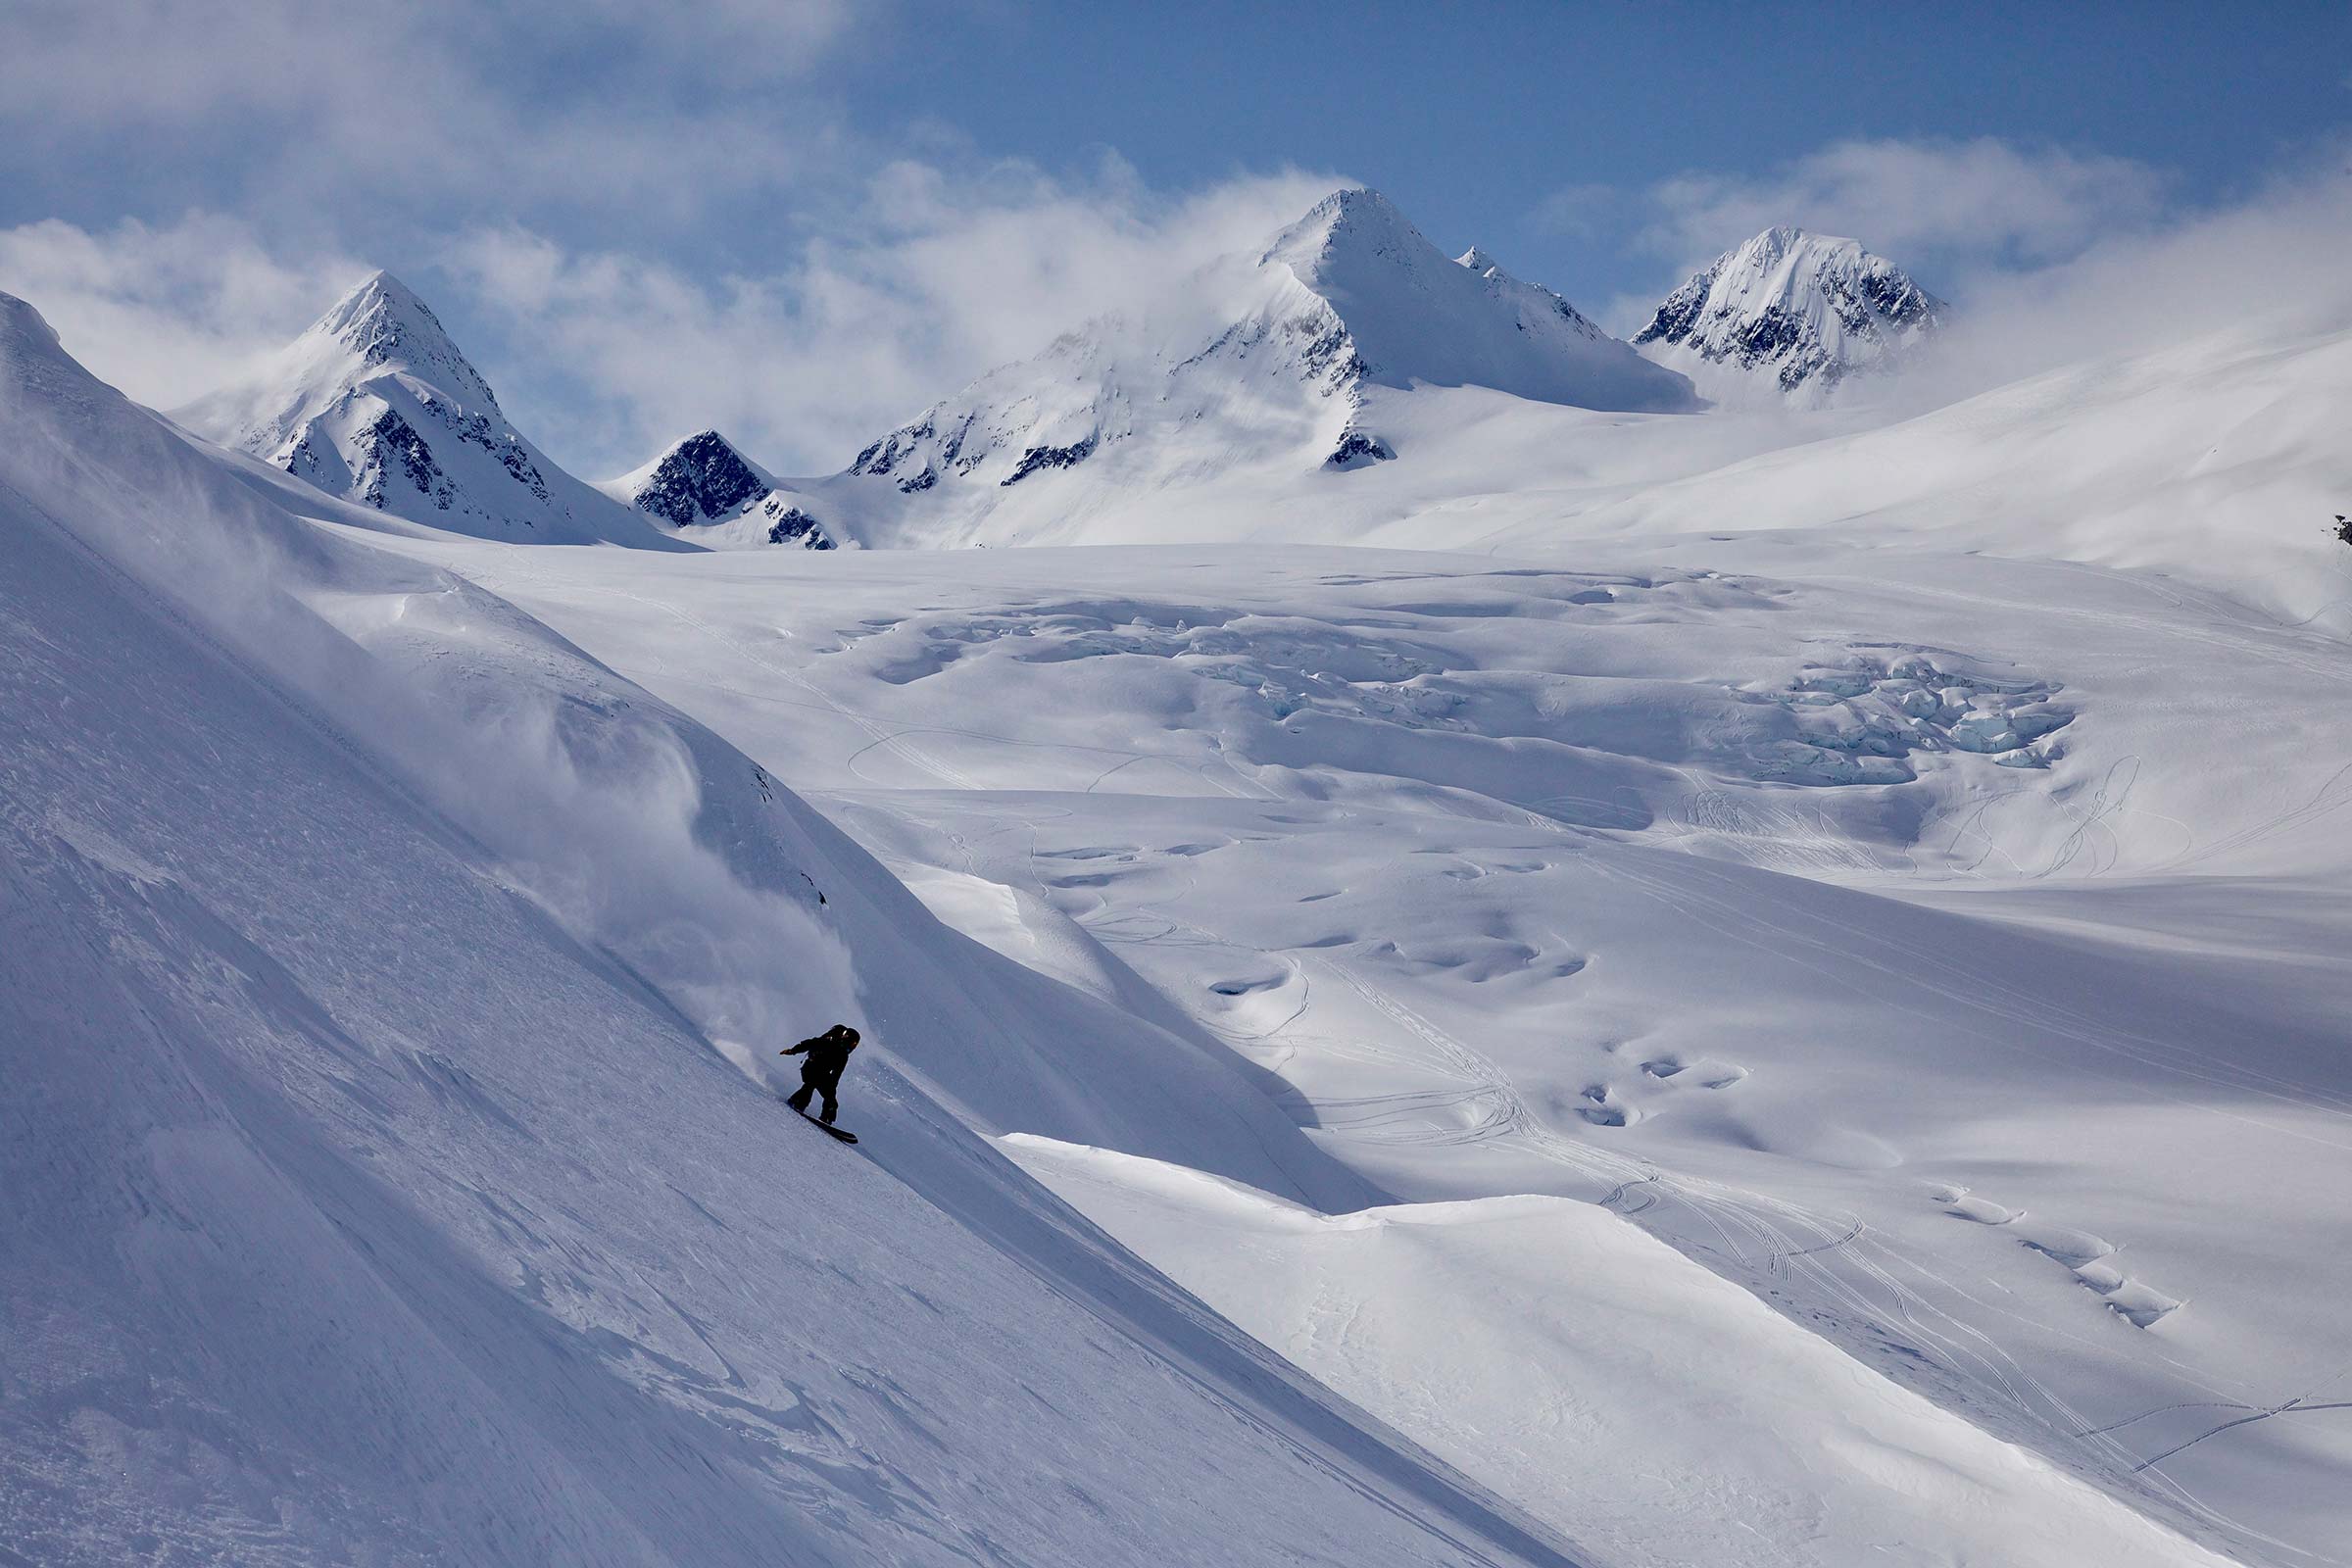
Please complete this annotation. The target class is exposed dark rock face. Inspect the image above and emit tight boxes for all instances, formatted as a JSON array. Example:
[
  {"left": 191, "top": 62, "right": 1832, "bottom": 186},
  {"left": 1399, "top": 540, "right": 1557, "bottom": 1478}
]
[
  {"left": 1003, "top": 433, "right": 1098, "bottom": 486},
  {"left": 355, "top": 408, "right": 456, "bottom": 514},
  {"left": 631, "top": 431, "right": 769, "bottom": 526},
  {"left": 1635, "top": 228, "right": 1943, "bottom": 395},
  {"left": 1326, "top": 429, "right": 1394, "bottom": 469},
  {"left": 762, "top": 503, "right": 834, "bottom": 549}
]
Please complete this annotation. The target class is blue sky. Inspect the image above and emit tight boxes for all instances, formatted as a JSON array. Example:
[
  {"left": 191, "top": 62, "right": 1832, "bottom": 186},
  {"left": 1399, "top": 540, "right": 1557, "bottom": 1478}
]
[
  {"left": 3, "top": 0, "right": 2347, "bottom": 472},
  {"left": 867, "top": 1, "right": 2351, "bottom": 295}
]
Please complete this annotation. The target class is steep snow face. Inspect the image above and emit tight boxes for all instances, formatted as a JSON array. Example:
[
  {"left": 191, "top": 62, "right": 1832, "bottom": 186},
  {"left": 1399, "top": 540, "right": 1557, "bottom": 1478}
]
[
  {"left": 828, "top": 188, "right": 1690, "bottom": 548},
  {"left": 175, "top": 271, "right": 683, "bottom": 548},
  {"left": 603, "top": 429, "right": 837, "bottom": 549},
  {"left": 0, "top": 291, "right": 1579, "bottom": 1568},
  {"left": 1635, "top": 227, "right": 1943, "bottom": 401},
  {"left": 1257, "top": 190, "right": 1690, "bottom": 413}
]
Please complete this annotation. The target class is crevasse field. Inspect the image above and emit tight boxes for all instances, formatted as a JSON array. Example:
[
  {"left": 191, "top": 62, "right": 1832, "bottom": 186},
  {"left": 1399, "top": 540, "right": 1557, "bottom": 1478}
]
[{"left": 5, "top": 169, "right": 2350, "bottom": 1568}]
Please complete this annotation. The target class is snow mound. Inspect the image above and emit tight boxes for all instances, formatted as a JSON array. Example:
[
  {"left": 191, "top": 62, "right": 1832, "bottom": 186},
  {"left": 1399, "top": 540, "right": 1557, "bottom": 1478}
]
[
  {"left": 175, "top": 271, "right": 685, "bottom": 548},
  {"left": 1634, "top": 226, "right": 1943, "bottom": 401}
]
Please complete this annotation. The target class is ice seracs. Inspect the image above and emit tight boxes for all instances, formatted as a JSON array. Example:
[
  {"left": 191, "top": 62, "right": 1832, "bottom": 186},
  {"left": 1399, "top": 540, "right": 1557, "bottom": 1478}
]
[
  {"left": 1634, "top": 226, "right": 1943, "bottom": 402},
  {"left": 175, "top": 270, "right": 682, "bottom": 548},
  {"left": 832, "top": 187, "right": 1692, "bottom": 545},
  {"left": 601, "top": 429, "right": 837, "bottom": 549}
]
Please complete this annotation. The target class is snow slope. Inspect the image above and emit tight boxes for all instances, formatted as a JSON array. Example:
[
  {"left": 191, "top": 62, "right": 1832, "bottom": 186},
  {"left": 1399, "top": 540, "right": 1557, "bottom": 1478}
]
[
  {"left": 805, "top": 188, "right": 1691, "bottom": 550},
  {"left": 174, "top": 271, "right": 686, "bottom": 548},
  {"left": 0, "top": 292, "right": 1588, "bottom": 1568},
  {"left": 1634, "top": 226, "right": 1944, "bottom": 403},
  {"left": 1013, "top": 1143, "right": 2241, "bottom": 1568},
  {"left": 410, "top": 536, "right": 2352, "bottom": 1566},
  {"left": 600, "top": 428, "right": 837, "bottom": 550},
  {"left": 1569, "top": 318, "right": 2352, "bottom": 633}
]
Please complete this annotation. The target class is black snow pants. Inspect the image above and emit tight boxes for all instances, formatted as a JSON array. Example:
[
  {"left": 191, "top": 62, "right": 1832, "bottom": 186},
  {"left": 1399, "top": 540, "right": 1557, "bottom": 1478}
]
[{"left": 788, "top": 1063, "right": 842, "bottom": 1123}]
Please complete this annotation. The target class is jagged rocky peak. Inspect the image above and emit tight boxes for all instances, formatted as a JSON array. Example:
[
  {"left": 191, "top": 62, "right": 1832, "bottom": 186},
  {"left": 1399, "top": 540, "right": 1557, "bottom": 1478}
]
[
  {"left": 1453, "top": 246, "right": 1502, "bottom": 275},
  {"left": 607, "top": 429, "right": 837, "bottom": 550},
  {"left": 624, "top": 430, "right": 771, "bottom": 527},
  {"left": 1635, "top": 227, "right": 1944, "bottom": 396},
  {"left": 310, "top": 270, "right": 503, "bottom": 413},
  {"left": 172, "top": 270, "right": 681, "bottom": 548}
]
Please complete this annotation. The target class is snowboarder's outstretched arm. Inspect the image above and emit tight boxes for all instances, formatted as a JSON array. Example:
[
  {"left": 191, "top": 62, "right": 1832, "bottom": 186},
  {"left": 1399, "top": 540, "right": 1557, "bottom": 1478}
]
[{"left": 781, "top": 1025, "right": 855, "bottom": 1058}]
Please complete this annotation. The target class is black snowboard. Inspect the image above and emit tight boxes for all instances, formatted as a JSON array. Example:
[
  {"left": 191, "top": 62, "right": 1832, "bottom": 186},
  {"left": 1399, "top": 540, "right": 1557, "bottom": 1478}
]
[{"left": 794, "top": 1108, "right": 858, "bottom": 1144}]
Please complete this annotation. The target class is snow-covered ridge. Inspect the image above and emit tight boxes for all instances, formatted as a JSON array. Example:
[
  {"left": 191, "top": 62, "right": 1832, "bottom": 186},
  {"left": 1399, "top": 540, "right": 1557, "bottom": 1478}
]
[
  {"left": 1635, "top": 227, "right": 1943, "bottom": 400},
  {"left": 1258, "top": 188, "right": 1689, "bottom": 413},
  {"left": 602, "top": 429, "right": 836, "bottom": 549},
  {"left": 308, "top": 270, "right": 504, "bottom": 413},
  {"left": 175, "top": 270, "right": 684, "bottom": 548},
  {"left": 827, "top": 187, "right": 1691, "bottom": 546}
]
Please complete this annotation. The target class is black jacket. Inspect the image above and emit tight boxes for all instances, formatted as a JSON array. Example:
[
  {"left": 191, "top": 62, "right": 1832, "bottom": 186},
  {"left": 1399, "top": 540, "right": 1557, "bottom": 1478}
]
[{"left": 784, "top": 1031, "right": 858, "bottom": 1079}]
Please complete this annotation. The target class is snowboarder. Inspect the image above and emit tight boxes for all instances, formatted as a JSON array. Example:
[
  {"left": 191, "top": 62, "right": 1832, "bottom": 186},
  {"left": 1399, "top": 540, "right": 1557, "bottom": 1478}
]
[{"left": 781, "top": 1024, "right": 860, "bottom": 1125}]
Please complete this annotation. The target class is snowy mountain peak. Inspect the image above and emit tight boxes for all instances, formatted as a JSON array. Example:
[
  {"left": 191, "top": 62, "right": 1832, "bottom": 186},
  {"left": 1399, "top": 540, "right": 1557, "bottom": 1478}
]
[
  {"left": 612, "top": 430, "right": 769, "bottom": 526},
  {"left": 603, "top": 428, "right": 837, "bottom": 549},
  {"left": 1634, "top": 226, "right": 1943, "bottom": 399},
  {"left": 1253, "top": 188, "right": 1689, "bottom": 410},
  {"left": 1259, "top": 186, "right": 1428, "bottom": 276},
  {"left": 307, "top": 270, "right": 503, "bottom": 414},
  {"left": 173, "top": 273, "right": 681, "bottom": 548},
  {"left": 835, "top": 188, "right": 1692, "bottom": 542}
]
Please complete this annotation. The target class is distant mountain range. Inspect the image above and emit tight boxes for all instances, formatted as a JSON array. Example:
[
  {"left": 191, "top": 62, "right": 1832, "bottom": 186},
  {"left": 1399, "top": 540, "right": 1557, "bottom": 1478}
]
[
  {"left": 174, "top": 190, "right": 1944, "bottom": 553},
  {"left": 844, "top": 187, "right": 1694, "bottom": 504}
]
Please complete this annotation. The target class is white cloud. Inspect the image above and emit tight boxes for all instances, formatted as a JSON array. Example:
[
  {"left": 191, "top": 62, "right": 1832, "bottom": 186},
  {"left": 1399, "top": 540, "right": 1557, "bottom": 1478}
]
[
  {"left": 0, "top": 213, "right": 365, "bottom": 408},
  {"left": 1641, "top": 136, "right": 2171, "bottom": 274},
  {"left": 0, "top": 159, "right": 1346, "bottom": 476},
  {"left": 1913, "top": 153, "right": 2352, "bottom": 396},
  {"left": 0, "top": 0, "right": 860, "bottom": 227},
  {"left": 443, "top": 159, "right": 1346, "bottom": 475}
]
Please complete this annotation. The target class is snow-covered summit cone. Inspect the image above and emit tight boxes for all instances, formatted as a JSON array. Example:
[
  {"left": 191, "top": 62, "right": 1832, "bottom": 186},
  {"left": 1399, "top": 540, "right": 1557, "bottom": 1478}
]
[
  {"left": 836, "top": 187, "right": 1692, "bottom": 541},
  {"left": 176, "top": 271, "right": 684, "bottom": 548},
  {"left": 1256, "top": 188, "right": 1691, "bottom": 412},
  {"left": 1634, "top": 227, "right": 1943, "bottom": 401},
  {"left": 600, "top": 429, "right": 836, "bottom": 550}
]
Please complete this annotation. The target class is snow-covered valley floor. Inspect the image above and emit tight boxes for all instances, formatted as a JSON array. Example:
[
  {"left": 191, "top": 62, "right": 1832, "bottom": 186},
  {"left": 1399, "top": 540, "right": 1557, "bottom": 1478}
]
[{"left": 381, "top": 532, "right": 2352, "bottom": 1567}]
